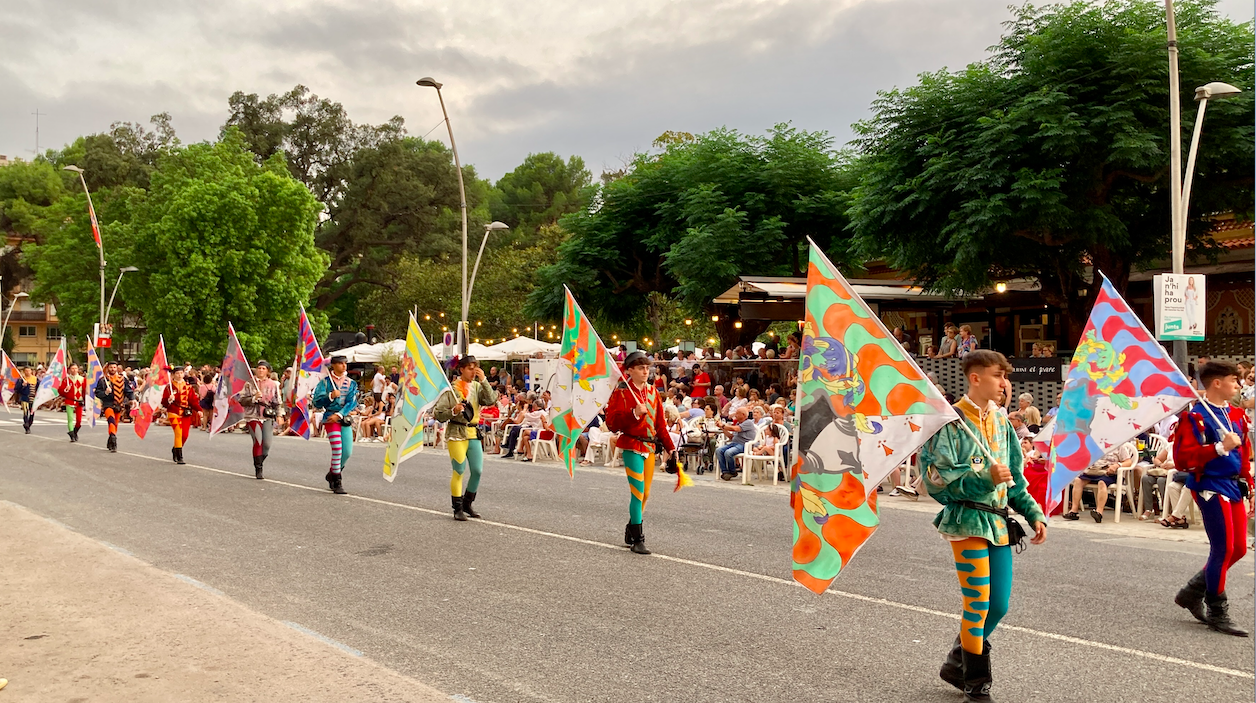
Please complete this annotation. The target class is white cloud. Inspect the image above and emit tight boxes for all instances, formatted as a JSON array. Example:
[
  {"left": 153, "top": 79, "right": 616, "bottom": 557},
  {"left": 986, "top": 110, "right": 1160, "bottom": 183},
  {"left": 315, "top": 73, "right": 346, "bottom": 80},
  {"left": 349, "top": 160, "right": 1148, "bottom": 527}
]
[{"left": 1, "top": 0, "right": 1251, "bottom": 179}]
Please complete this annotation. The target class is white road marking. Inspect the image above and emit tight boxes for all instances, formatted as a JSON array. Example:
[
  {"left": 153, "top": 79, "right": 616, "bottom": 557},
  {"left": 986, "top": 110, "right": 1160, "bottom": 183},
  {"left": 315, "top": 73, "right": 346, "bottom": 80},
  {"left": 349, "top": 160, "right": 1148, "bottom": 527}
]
[
  {"left": 283, "top": 621, "right": 364, "bottom": 657},
  {"left": 5, "top": 427, "right": 1254, "bottom": 681},
  {"left": 173, "top": 573, "right": 226, "bottom": 597}
]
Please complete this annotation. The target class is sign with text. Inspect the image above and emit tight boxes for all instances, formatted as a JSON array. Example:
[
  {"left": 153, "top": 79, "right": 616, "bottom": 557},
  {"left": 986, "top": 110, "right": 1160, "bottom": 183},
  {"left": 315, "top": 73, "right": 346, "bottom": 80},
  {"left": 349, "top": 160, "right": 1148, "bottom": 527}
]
[
  {"left": 1009, "top": 357, "right": 1064, "bottom": 382},
  {"left": 1153, "top": 273, "right": 1205, "bottom": 341}
]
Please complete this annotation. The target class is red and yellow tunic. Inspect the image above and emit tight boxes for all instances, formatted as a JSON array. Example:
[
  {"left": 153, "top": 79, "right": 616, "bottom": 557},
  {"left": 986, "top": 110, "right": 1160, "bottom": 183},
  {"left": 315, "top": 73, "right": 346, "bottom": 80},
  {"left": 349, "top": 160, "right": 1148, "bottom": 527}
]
[
  {"left": 162, "top": 380, "right": 201, "bottom": 423},
  {"left": 59, "top": 375, "right": 87, "bottom": 407},
  {"left": 605, "top": 380, "right": 675, "bottom": 456}
]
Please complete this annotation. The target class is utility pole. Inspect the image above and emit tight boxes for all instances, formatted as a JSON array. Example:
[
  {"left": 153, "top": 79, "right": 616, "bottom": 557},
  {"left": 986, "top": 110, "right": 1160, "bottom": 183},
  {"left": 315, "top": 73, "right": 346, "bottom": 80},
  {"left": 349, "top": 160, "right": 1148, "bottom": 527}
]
[{"left": 1164, "top": 0, "right": 1188, "bottom": 373}]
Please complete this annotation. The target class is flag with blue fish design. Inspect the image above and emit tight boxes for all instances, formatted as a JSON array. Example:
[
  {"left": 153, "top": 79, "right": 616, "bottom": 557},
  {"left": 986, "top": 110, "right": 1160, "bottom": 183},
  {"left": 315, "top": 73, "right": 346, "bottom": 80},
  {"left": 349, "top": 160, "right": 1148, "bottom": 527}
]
[
  {"left": 1046, "top": 275, "right": 1196, "bottom": 512},
  {"left": 383, "top": 313, "right": 452, "bottom": 482},
  {"left": 792, "top": 240, "right": 958, "bottom": 594},
  {"left": 548, "top": 287, "right": 623, "bottom": 478},
  {"left": 33, "top": 338, "right": 67, "bottom": 409},
  {"left": 85, "top": 343, "right": 104, "bottom": 428},
  {"left": 288, "top": 304, "right": 327, "bottom": 440}
]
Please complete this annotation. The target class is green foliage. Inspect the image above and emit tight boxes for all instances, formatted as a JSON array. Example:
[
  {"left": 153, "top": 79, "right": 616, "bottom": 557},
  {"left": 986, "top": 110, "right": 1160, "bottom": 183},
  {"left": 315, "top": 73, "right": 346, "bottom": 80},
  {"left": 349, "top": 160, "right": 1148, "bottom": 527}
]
[
  {"left": 489, "top": 152, "right": 591, "bottom": 235},
  {"left": 123, "top": 129, "right": 327, "bottom": 364},
  {"left": 526, "top": 125, "right": 854, "bottom": 348},
  {"left": 849, "top": 0, "right": 1254, "bottom": 338}
]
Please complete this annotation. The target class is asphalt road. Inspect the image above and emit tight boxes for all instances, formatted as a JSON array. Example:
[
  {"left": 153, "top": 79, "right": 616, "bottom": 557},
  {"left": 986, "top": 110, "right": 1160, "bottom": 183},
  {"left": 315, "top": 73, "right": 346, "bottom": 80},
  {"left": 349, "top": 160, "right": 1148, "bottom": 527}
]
[{"left": 1, "top": 412, "right": 1252, "bottom": 703}]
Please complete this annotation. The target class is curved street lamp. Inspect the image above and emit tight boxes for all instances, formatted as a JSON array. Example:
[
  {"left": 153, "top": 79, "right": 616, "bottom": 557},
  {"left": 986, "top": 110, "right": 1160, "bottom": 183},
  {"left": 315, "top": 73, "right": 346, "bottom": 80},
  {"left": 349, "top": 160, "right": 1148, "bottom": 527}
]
[
  {"left": 1180, "top": 82, "right": 1242, "bottom": 235},
  {"left": 416, "top": 76, "right": 470, "bottom": 353},
  {"left": 467, "top": 221, "right": 510, "bottom": 314},
  {"left": 1, "top": 291, "right": 31, "bottom": 350},
  {"left": 62, "top": 165, "right": 107, "bottom": 331}
]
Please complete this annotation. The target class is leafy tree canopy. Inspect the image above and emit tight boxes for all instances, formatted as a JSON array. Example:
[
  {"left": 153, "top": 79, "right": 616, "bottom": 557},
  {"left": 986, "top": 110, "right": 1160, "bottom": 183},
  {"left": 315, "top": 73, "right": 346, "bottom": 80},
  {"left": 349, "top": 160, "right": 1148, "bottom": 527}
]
[
  {"left": 489, "top": 152, "right": 591, "bottom": 235},
  {"left": 849, "top": 0, "right": 1254, "bottom": 339},
  {"left": 526, "top": 125, "right": 854, "bottom": 347}
]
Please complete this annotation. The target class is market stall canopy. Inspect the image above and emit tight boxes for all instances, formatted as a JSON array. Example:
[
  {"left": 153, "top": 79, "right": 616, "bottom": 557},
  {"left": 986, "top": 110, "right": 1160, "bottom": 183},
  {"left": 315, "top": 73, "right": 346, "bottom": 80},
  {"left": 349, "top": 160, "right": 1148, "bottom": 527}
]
[
  {"left": 467, "top": 342, "right": 507, "bottom": 361},
  {"left": 485, "top": 336, "right": 561, "bottom": 359},
  {"left": 713, "top": 276, "right": 985, "bottom": 321},
  {"left": 338, "top": 339, "right": 443, "bottom": 364}
]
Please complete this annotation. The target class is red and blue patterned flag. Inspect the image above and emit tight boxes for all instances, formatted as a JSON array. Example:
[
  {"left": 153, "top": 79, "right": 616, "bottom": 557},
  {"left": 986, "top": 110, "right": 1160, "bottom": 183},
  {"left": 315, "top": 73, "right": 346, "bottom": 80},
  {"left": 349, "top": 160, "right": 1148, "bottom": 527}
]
[
  {"left": 133, "top": 336, "right": 170, "bottom": 439},
  {"left": 1046, "top": 275, "right": 1197, "bottom": 511},
  {"left": 211, "top": 323, "right": 254, "bottom": 435},
  {"left": 288, "top": 304, "right": 327, "bottom": 439},
  {"left": 86, "top": 343, "right": 104, "bottom": 428},
  {"left": 33, "top": 338, "right": 67, "bottom": 409},
  {"left": 1, "top": 350, "right": 21, "bottom": 412}
]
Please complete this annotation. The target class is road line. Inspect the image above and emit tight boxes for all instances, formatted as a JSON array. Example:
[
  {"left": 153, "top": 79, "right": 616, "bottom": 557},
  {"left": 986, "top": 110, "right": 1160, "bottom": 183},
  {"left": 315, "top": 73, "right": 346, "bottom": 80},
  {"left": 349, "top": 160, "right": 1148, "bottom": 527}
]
[
  {"left": 5, "top": 427, "right": 1254, "bottom": 680},
  {"left": 173, "top": 573, "right": 227, "bottom": 597},
  {"left": 283, "top": 621, "right": 364, "bottom": 657}
]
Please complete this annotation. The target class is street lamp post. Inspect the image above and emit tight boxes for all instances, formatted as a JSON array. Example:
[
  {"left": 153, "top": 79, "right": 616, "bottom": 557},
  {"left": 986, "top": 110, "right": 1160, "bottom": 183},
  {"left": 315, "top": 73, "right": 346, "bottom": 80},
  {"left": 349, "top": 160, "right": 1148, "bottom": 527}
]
[
  {"left": 467, "top": 221, "right": 510, "bottom": 311},
  {"left": 62, "top": 165, "right": 105, "bottom": 337},
  {"left": 104, "top": 266, "right": 139, "bottom": 328},
  {"left": 1, "top": 292, "right": 31, "bottom": 351},
  {"left": 1181, "top": 82, "right": 1242, "bottom": 234},
  {"left": 416, "top": 77, "right": 470, "bottom": 353}
]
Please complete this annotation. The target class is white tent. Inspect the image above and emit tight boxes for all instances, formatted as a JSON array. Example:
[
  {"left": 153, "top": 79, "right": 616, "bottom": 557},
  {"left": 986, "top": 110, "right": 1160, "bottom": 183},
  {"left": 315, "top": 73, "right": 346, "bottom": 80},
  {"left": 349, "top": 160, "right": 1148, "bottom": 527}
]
[
  {"left": 467, "top": 342, "right": 507, "bottom": 361},
  {"left": 336, "top": 339, "right": 442, "bottom": 364},
  {"left": 485, "top": 336, "right": 560, "bottom": 359}
]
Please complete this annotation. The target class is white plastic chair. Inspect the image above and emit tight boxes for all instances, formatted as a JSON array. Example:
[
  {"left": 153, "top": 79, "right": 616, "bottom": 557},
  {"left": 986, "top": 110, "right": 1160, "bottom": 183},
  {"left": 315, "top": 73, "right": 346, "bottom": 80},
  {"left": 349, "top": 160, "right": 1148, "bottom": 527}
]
[
  {"left": 532, "top": 430, "right": 560, "bottom": 462},
  {"left": 743, "top": 423, "right": 789, "bottom": 486},
  {"left": 736, "top": 424, "right": 767, "bottom": 485}
]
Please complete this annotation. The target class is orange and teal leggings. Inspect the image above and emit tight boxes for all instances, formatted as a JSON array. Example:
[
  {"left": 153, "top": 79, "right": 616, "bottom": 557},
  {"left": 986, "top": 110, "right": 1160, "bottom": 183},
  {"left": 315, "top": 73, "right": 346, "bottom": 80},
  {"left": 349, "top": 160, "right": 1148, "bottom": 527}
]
[
  {"left": 624, "top": 450, "right": 656, "bottom": 525},
  {"left": 951, "top": 537, "right": 1013, "bottom": 654}
]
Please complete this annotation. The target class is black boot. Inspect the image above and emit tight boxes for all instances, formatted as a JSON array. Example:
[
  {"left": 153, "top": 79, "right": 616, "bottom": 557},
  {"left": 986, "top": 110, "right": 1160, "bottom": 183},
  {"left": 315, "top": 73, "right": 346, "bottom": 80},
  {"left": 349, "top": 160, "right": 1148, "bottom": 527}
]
[
  {"left": 939, "top": 637, "right": 964, "bottom": 691},
  {"left": 627, "top": 523, "right": 650, "bottom": 555},
  {"left": 107, "top": 434, "right": 117, "bottom": 452},
  {"left": 961, "top": 647, "right": 995, "bottom": 702},
  {"left": 624, "top": 523, "right": 633, "bottom": 546},
  {"left": 462, "top": 491, "right": 481, "bottom": 519},
  {"left": 72, "top": 428, "right": 80, "bottom": 442},
  {"left": 325, "top": 471, "right": 336, "bottom": 490},
  {"left": 254, "top": 456, "right": 265, "bottom": 480},
  {"left": 452, "top": 496, "right": 468, "bottom": 521},
  {"left": 174, "top": 447, "right": 186, "bottom": 465},
  {"left": 1204, "top": 592, "right": 1249, "bottom": 637},
  {"left": 331, "top": 474, "right": 347, "bottom": 495},
  {"left": 68, "top": 430, "right": 75, "bottom": 441},
  {"left": 1175, "top": 570, "right": 1208, "bottom": 624}
]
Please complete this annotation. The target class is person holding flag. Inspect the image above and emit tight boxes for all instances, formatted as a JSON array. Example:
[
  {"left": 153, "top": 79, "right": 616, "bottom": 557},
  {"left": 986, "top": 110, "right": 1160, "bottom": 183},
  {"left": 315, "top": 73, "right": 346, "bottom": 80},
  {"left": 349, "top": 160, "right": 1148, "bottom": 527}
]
[
  {"left": 433, "top": 355, "right": 497, "bottom": 521},
  {"left": 95, "top": 361, "right": 135, "bottom": 452},
  {"left": 288, "top": 304, "right": 328, "bottom": 440},
  {"left": 1, "top": 351, "right": 21, "bottom": 412},
  {"left": 1171, "top": 360, "right": 1252, "bottom": 637},
  {"left": 240, "top": 360, "right": 282, "bottom": 479},
  {"left": 16, "top": 367, "right": 37, "bottom": 433},
  {"left": 311, "top": 355, "right": 357, "bottom": 495},
  {"left": 920, "top": 350, "right": 1047, "bottom": 703},
  {"left": 161, "top": 366, "right": 201, "bottom": 465},
  {"left": 59, "top": 363, "right": 87, "bottom": 442},
  {"left": 605, "top": 350, "right": 675, "bottom": 555}
]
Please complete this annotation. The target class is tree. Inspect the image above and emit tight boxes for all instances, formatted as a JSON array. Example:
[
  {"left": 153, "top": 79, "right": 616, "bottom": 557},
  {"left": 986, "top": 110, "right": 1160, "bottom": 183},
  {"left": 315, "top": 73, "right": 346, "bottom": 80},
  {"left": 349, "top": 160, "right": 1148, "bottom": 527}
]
[
  {"left": 849, "top": 0, "right": 1254, "bottom": 342},
  {"left": 53, "top": 114, "right": 180, "bottom": 191},
  {"left": 489, "top": 152, "right": 591, "bottom": 235},
  {"left": 122, "top": 129, "right": 326, "bottom": 364},
  {"left": 312, "top": 137, "right": 490, "bottom": 310},
  {"left": 526, "top": 125, "right": 854, "bottom": 349}
]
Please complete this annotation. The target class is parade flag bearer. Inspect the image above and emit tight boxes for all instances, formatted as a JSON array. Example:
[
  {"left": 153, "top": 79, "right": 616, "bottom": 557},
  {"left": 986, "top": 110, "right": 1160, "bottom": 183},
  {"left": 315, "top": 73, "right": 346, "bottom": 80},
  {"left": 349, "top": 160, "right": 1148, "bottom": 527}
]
[
  {"left": 433, "top": 355, "right": 496, "bottom": 521},
  {"left": 16, "top": 367, "right": 37, "bottom": 434},
  {"left": 240, "top": 360, "right": 281, "bottom": 480},
  {"left": 95, "top": 362, "right": 135, "bottom": 452},
  {"left": 1172, "top": 360, "right": 1252, "bottom": 637},
  {"left": 161, "top": 367, "right": 201, "bottom": 465},
  {"left": 311, "top": 355, "right": 357, "bottom": 494},
  {"left": 604, "top": 350, "right": 675, "bottom": 555},
  {"left": 59, "top": 363, "right": 87, "bottom": 442}
]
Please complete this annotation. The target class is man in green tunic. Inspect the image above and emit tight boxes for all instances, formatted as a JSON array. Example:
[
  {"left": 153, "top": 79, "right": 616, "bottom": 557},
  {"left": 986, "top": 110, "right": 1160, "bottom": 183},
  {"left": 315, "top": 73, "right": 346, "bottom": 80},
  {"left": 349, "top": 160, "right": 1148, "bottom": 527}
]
[{"left": 921, "top": 350, "right": 1048, "bottom": 702}]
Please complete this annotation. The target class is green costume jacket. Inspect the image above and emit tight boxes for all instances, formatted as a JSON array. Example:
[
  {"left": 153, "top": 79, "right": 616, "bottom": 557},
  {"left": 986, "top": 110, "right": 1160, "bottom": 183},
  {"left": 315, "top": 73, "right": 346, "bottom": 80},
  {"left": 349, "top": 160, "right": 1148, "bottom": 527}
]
[
  {"left": 920, "top": 397, "right": 1047, "bottom": 546},
  {"left": 433, "top": 379, "right": 497, "bottom": 442}
]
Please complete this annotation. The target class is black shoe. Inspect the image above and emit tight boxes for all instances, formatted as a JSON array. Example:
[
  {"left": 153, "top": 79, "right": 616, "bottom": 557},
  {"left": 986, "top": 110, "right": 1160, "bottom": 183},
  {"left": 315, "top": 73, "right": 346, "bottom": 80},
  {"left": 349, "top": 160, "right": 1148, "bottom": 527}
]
[
  {"left": 325, "top": 471, "right": 336, "bottom": 490},
  {"left": 174, "top": 448, "right": 186, "bottom": 465},
  {"left": 501, "top": 452, "right": 515, "bottom": 459},
  {"left": 627, "top": 522, "right": 650, "bottom": 555},
  {"left": 253, "top": 456, "right": 264, "bottom": 480},
  {"left": 1205, "top": 591, "right": 1249, "bottom": 637},
  {"left": 624, "top": 523, "right": 634, "bottom": 546},
  {"left": 939, "top": 637, "right": 964, "bottom": 691},
  {"left": 73, "top": 428, "right": 80, "bottom": 442},
  {"left": 961, "top": 647, "right": 995, "bottom": 702},
  {"left": 1175, "top": 570, "right": 1208, "bottom": 624},
  {"left": 720, "top": 473, "right": 734, "bottom": 481},
  {"left": 1090, "top": 509, "right": 1103, "bottom": 523},
  {"left": 462, "top": 491, "right": 481, "bottom": 519},
  {"left": 107, "top": 435, "right": 117, "bottom": 452},
  {"left": 1062, "top": 511, "right": 1079, "bottom": 521},
  {"left": 452, "top": 496, "right": 468, "bottom": 521},
  {"left": 68, "top": 431, "right": 75, "bottom": 441},
  {"left": 24, "top": 427, "right": 30, "bottom": 434},
  {"left": 331, "top": 475, "right": 347, "bottom": 495}
]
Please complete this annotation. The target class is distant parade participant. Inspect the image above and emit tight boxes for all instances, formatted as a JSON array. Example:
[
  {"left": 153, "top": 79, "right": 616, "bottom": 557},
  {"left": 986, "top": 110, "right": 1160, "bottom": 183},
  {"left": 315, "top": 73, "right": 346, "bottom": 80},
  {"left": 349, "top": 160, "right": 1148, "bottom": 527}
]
[
  {"left": 16, "top": 367, "right": 37, "bottom": 434},
  {"left": 604, "top": 350, "right": 675, "bottom": 555},
  {"left": 161, "top": 367, "right": 201, "bottom": 465},
  {"left": 433, "top": 355, "right": 497, "bottom": 521},
  {"left": 1172, "top": 360, "right": 1252, "bottom": 637},
  {"left": 311, "top": 355, "right": 357, "bottom": 495},
  {"left": 94, "top": 361, "right": 135, "bottom": 452},
  {"left": 920, "top": 350, "right": 1047, "bottom": 702},
  {"left": 59, "top": 363, "right": 87, "bottom": 442},
  {"left": 240, "top": 360, "right": 281, "bottom": 480}
]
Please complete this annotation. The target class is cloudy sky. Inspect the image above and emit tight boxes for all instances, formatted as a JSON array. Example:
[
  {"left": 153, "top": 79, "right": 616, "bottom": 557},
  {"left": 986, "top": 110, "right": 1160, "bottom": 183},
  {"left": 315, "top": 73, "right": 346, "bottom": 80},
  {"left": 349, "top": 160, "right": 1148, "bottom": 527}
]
[{"left": 3, "top": 0, "right": 1252, "bottom": 181}]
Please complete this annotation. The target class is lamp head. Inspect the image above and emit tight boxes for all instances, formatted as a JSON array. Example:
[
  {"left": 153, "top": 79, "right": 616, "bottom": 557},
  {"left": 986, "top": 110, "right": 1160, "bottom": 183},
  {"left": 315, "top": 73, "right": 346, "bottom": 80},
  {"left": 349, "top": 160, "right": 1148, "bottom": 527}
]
[
  {"left": 13, "top": 292, "right": 29, "bottom": 299},
  {"left": 62, "top": 165, "right": 84, "bottom": 174},
  {"left": 416, "top": 77, "right": 443, "bottom": 89},
  {"left": 120, "top": 266, "right": 139, "bottom": 273},
  {"left": 1195, "top": 82, "right": 1242, "bottom": 101},
  {"left": 485, "top": 221, "right": 510, "bottom": 232}
]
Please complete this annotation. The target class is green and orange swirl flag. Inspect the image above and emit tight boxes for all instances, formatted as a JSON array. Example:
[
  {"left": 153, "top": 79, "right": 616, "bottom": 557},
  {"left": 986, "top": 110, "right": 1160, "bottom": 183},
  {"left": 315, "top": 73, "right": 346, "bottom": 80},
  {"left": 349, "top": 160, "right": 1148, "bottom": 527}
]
[
  {"left": 548, "top": 287, "right": 623, "bottom": 478},
  {"left": 792, "top": 240, "right": 958, "bottom": 594}
]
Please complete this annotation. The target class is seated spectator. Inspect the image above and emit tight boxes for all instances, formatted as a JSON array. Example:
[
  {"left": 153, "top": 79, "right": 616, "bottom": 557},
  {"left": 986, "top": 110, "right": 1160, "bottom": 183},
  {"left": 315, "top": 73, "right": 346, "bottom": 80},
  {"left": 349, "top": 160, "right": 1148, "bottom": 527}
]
[
  {"left": 1063, "top": 441, "right": 1136, "bottom": 523},
  {"left": 499, "top": 399, "right": 529, "bottom": 458},
  {"left": 1158, "top": 469, "right": 1194, "bottom": 528},
  {"left": 716, "top": 407, "right": 756, "bottom": 481},
  {"left": 517, "top": 400, "right": 552, "bottom": 462},
  {"left": 712, "top": 385, "right": 730, "bottom": 412},
  {"left": 1016, "top": 393, "right": 1042, "bottom": 429},
  {"left": 751, "top": 404, "right": 770, "bottom": 428},
  {"left": 1138, "top": 446, "right": 1175, "bottom": 520},
  {"left": 724, "top": 386, "right": 748, "bottom": 419},
  {"left": 1008, "top": 412, "right": 1032, "bottom": 441}
]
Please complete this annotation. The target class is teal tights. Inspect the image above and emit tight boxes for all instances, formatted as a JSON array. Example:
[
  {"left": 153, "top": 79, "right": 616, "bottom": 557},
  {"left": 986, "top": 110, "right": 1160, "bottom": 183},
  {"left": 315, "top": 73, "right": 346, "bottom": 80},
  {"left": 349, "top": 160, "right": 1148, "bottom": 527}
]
[{"left": 951, "top": 537, "right": 1013, "bottom": 654}]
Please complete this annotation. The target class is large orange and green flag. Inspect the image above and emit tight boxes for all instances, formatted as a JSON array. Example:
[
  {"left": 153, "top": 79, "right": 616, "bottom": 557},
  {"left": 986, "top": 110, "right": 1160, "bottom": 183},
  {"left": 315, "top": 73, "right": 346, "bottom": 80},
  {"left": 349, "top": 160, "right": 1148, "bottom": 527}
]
[
  {"left": 791, "top": 240, "right": 958, "bottom": 594},
  {"left": 548, "top": 287, "right": 622, "bottom": 477}
]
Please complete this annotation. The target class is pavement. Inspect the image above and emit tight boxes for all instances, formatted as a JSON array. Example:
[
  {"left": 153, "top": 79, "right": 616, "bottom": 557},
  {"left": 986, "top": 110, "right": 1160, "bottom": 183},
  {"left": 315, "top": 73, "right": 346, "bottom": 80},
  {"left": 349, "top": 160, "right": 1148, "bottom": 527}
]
[{"left": 0, "top": 410, "right": 1253, "bottom": 702}]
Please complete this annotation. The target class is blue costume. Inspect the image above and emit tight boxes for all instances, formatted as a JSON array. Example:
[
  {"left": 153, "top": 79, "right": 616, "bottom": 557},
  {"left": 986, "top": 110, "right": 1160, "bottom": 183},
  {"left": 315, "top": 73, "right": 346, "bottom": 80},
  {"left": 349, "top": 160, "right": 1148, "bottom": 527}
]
[{"left": 311, "top": 371, "right": 359, "bottom": 494}]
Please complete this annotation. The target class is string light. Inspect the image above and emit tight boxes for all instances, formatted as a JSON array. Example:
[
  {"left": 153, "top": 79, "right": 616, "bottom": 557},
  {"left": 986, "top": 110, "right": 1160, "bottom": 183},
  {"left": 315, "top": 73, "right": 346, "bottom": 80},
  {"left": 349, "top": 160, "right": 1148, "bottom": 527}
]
[
  {"left": 424, "top": 314, "right": 431, "bottom": 320},
  {"left": 711, "top": 315, "right": 719, "bottom": 322},
  {"left": 684, "top": 319, "right": 692, "bottom": 326},
  {"left": 476, "top": 321, "right": 482, "bottom": 326},
  {"left": 441, "top": 325, "right": 448, "bottom": 331},
  {"left": 439, "top": 312, "right": 445, "bottom": 318},
  {"left": 734, "top": 321, "right": 743, "bottom": 329}
]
